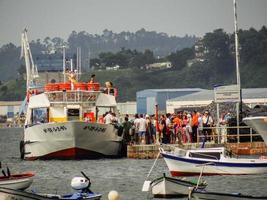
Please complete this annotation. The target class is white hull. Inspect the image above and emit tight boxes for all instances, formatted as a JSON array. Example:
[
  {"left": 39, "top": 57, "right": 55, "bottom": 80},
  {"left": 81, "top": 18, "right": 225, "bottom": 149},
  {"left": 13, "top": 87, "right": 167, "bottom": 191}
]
[
  {"left": 150, "top": 175, "right": 206, "bottom": 197},
  {"left": 190, "top": 189, "right": 267, "bottom": 200},
  {"left": 243, "top": 116, "right": 267, "bottom": 144},
  {"left": 161, "top": 148, "right": 267, "bottom": 176},
  {"left": 22, "top": 121, "right": 123, "bottom": 160},
  {"left": 0, "top": 173, "right": 34, "bottom": 190}
]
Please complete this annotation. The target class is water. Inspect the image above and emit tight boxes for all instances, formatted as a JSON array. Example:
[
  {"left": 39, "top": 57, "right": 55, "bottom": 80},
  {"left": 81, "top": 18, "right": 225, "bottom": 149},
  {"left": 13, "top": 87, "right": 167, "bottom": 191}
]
[{"left": 0, "top": 128, "right": 267, "bottom": 200}]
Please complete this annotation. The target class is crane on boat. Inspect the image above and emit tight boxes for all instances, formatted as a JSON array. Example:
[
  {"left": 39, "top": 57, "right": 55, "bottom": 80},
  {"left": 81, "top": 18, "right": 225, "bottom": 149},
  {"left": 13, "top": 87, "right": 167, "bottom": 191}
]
[{"left": 20, "top": 28, "right": 39, "bottom": 91}]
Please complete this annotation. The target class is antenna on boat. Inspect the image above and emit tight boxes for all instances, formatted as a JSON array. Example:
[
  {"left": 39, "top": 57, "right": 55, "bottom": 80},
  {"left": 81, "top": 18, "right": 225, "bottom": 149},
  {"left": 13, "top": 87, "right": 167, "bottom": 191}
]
[
  {"left": 63, "top": 45, "right": 66, "bottom": 82},
  {"left": 20, "top": 28, "right": 39, "bottom": 91},
  {"left": 233, "top": 0, "right": 241, "bottom": 142}
]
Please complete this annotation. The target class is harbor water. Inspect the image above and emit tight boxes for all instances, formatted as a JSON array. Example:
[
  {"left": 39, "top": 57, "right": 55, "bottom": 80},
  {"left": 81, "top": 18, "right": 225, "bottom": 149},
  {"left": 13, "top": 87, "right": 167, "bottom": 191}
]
[{"left": 0, "top": 128, "right": 267, "bottom": 199}]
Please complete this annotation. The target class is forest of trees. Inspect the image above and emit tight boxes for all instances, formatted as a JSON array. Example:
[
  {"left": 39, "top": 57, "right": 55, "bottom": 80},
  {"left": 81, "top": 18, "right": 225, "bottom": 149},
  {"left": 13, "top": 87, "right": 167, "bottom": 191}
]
[{"left": 0, "top": 26, "right": 267, "bottom": 101}]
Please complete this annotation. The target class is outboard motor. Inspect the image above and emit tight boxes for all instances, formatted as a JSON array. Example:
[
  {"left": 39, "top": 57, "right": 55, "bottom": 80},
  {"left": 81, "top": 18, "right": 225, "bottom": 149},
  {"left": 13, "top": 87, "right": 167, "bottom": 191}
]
[{"left": 71, "top": 177, "right": 91, "bottom": 193}]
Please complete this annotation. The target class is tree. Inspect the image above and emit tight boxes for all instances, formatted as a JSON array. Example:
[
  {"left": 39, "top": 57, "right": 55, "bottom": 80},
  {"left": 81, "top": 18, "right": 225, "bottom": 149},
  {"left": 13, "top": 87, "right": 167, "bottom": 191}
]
[{"left": 168, "top": 48, "right": 194, "bottom": 70}]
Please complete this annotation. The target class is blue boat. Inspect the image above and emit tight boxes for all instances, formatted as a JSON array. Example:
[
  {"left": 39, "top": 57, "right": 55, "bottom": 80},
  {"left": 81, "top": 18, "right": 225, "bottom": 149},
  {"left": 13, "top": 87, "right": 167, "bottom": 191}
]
[{"left": 0, "top": 172, "right": 101, "bottom": 200}]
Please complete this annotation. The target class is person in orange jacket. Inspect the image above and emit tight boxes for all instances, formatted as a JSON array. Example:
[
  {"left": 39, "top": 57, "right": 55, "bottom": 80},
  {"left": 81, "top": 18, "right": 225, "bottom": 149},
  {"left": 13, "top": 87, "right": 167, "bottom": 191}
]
[{"left": 191, "top": 110, "right": 199, "bottom": 143}]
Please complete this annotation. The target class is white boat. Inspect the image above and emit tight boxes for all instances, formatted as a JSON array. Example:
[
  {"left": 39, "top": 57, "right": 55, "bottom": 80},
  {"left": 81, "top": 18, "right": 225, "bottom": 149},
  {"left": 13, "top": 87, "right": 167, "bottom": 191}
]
[
  {"left": 243, "top": 116, "right": 267, "bottom": 144},
  {"left": 189, "top": 188, "right": 267, "bottom": 200},
  {"left": 160, "top": 147, "right": 267, "bottom": 176},
  {"left": 20, "top": 30, "right": 123, "bottom": 160},
  {"left": 150, "top": 173, "right": 207, "bottom": 198},
  {"left": 0, "top": 172, "right": 34, "bottom": 190}
]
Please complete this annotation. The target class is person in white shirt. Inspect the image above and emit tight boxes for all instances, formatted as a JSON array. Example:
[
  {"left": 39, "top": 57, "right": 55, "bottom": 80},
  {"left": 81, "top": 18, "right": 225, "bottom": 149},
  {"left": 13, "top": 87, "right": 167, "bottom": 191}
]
[
  {"left": 138, "top": 114, "right": 147, "bottom": 144},
  {"left": 133, "top": 114, "right": 140, "bottom": 144},
  {"left": 104, "top": 111, "right": 113, "bottom": 124}
]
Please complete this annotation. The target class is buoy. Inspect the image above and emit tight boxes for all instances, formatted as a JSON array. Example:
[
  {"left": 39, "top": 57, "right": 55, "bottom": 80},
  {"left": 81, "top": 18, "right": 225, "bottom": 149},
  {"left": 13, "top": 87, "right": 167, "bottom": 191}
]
[{"left": 108, "top": 190, "right": 119, "bottom": 200}]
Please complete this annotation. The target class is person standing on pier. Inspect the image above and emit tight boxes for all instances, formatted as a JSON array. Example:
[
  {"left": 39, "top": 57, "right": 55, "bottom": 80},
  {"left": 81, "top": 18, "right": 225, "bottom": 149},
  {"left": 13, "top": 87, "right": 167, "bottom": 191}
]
[
  {"left": 133, "top": 114, "right": 140, "bottom": 144},
  {"left": 202, "top": 111, "right": 213, "bottom": 142},
  {"left": 138, "top": 114, "right": 147, "bottom": 144},
  {"left": 122, "top": 116, "right": 133, "bottom": 144},
  {"left": 191, "top": 111, "right": 199, "bottom": 143}
]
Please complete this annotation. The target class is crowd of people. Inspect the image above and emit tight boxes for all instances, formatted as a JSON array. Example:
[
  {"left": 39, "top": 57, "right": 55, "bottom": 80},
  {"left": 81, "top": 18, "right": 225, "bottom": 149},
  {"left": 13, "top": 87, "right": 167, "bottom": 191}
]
[{"left": 120, "top": 110, "right": 233, "bottom": 145}]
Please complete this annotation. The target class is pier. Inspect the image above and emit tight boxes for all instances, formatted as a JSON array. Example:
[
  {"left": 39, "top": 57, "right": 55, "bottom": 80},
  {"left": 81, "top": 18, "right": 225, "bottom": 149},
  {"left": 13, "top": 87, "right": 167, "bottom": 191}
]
[{"left": 127, "top": 142, "right": 267, "bottom": 159}]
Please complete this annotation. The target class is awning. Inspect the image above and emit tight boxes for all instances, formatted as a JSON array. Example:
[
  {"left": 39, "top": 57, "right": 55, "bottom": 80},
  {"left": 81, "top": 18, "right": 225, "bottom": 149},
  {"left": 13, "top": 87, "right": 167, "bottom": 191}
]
[
  {"left": 96, "top": 93, "right": 117, "bottom": 107},
  {"left": 28, "top": 93, "right": 50, "bottom": 108}
]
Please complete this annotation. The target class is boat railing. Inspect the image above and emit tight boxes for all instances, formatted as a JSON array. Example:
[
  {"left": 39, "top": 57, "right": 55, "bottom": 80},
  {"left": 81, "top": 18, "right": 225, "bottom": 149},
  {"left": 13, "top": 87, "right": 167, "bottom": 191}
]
[
  {"left": 197, "top": 126, "right": 263, "bottom": 144},
  {"left": 46, "top": 90, "right": 100, "bottom": 103}
]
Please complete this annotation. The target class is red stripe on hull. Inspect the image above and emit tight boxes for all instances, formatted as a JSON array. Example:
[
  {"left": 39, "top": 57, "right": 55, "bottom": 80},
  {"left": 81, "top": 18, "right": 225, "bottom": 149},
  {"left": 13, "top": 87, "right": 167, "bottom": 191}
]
[
  {"left": 25, "top": 147, "right": 105, "bottom": 160},
  {"left": 170, "top": 171, "right": 248, "bottom": 177}
]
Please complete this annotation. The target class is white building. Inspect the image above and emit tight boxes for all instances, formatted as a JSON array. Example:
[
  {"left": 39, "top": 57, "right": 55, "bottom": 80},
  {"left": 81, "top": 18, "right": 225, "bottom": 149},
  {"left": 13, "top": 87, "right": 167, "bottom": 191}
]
[
  {"left": 167, "top": 88, "right": 267, "bottom": 113},
  {"left": 117, "top": 101, "right": 136, "bottom": 116},
  {"left": 0, "top": 101, "right": 22, "bottom": 118}
]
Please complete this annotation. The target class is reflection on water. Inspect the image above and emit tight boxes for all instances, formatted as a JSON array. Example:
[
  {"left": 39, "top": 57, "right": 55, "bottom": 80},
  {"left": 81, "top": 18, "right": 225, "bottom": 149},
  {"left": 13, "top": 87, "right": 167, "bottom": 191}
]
[{"left": 0, "top": 128, "right": 266, "bottom": 200}]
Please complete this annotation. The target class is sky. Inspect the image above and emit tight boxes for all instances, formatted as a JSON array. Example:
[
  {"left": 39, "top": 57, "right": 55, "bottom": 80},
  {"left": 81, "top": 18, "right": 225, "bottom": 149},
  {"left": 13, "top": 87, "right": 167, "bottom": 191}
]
[{"left": 0, "top": 0, "right": 267, "bottom": 46}]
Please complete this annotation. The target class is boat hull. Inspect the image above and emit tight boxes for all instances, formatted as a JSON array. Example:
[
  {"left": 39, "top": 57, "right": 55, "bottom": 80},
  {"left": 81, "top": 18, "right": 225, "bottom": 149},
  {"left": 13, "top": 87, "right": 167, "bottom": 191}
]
[
  {"left": 161, "top": 151, "right": 267, "bottom": 176},
  {"left": 243, "top": 116, "right": 267, "bottom": 144},
  {"left": 190, "top": 189, "right": 267, "bottom": 200},
  {"left": 0, "top": 173, "right": 34, "bottom": 190},
  {"left": 0, "top": 187, "right": 101, "bottom": 200},
  {"left": 150, "top": 175, "right": 206, "bottom": 197},
  {"left": 23, "top": 121, "right": 123, "bottom": 160}
]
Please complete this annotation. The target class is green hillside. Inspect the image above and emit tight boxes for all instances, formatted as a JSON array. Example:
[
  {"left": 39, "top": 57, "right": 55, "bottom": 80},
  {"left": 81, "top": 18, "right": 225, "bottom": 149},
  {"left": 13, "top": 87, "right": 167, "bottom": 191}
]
[{"left": 0, "top": 27, "right": 267, "bottom": 102}]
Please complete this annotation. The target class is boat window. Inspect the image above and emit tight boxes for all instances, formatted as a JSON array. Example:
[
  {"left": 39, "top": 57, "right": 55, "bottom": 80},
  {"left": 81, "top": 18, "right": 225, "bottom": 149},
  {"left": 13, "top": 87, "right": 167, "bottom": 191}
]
[
  {"left": 189, "top": 152, "right": 221, "bottom": 160},
  {"left": 67, "top": 109, "right": 80, "bottom": 121},
  {"left": 32, "top": 108, "right": 48, "bottom": 124}
]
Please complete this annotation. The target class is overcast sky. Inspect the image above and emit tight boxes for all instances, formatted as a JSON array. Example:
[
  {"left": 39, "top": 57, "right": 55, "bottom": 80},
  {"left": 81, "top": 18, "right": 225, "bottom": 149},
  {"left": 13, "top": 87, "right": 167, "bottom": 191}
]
[{"left": 0, "top": 0, "right": 267, "bottom": 46}]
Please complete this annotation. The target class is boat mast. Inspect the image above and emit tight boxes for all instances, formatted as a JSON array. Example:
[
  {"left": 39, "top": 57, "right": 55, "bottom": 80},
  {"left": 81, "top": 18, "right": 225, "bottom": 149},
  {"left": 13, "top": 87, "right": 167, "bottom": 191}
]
[
  {"left": 233, "top": 0, "right": 241, "bottom": 142},
  {"left": 20, "top": 29, "right": 39, "bottom": 91},
  {"left": 234, "top": 0, "right": 241, "bottom": 88}
]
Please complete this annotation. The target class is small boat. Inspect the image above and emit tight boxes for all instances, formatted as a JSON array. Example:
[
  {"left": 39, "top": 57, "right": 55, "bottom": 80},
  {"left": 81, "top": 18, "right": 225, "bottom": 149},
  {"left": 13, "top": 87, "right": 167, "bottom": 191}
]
[
  {"left": 0, "top": 187, "right": 102, "bottom": 200},
  {"left": 188, "top": 188, "right": 267, "bottom": 200},
  {"left": 150, "top": 173, "right": 207, "bottom": 198},
  {"left": 160, "top": 147, "right": 267, "bottom": 176},
  {"left": 0, "top": 163, "right": 34, "bottom": 190},
  {"left": 0, "top": 172, "right": 34, "bottom": 190},
  {"left": 0, "top": 172, "right": 101, "bottom": 200}
]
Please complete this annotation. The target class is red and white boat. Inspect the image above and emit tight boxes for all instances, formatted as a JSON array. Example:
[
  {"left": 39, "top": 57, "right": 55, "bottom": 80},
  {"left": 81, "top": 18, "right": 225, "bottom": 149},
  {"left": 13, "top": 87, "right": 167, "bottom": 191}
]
[
  {"left": 20, "top": 30, "right": 123, "bottom": 160},
  {"left": 0, "top": 172, "right": 34, "bottom": 190},
  {"left": 160, "top": 147, "right": 267, "bottom": 176}
]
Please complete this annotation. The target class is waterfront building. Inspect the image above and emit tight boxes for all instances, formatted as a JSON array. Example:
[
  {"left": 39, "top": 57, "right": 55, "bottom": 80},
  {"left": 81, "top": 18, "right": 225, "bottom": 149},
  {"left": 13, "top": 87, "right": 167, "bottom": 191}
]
[
  {"left": 166, "top": 88, "right": 267, "bottom": 113},
  {"left": 0, "top": 101, "right": 22, "bottom": 120},
  {"left": 136, "top": 88, "right": 203, "bottom": 115}
]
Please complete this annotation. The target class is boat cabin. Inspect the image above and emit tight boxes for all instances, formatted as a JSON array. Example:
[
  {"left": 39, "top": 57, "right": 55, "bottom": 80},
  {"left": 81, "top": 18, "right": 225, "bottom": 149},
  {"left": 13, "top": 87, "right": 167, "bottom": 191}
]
[
  {"left": 186, "top": 148, "right": 225, "bottom": 161},
  {"left": 25, "top": 82, "right": 117, "bottom": 126}
]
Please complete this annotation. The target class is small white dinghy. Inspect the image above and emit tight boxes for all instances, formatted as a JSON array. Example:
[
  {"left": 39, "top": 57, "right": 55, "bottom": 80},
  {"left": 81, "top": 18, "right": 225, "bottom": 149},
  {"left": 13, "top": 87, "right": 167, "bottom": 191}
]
[
  {"left": 0, "top": 172, "right": 34, "bottom": 190},
  {"left": 0, "top": 163, "right": 34, "bottom": 190},
  {"left": 150, "top": 173, "right": 207, "bottom": 198}
]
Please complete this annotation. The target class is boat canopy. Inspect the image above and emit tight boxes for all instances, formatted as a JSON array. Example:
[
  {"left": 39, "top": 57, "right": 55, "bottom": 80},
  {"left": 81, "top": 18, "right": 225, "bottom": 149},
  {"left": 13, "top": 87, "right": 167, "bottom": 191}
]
[
  {"left": 28, "top": 93, "right": 50, "bottom": 108},
  {"left": 96, "top": 93, "right": 116, "bottom": 107}
]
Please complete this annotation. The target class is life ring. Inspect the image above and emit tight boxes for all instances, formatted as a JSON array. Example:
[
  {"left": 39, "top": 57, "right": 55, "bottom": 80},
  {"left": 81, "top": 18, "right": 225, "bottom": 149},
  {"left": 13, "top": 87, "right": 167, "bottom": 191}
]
[{"left": 20, "top": 140, "right": 25, "bottom": 159}]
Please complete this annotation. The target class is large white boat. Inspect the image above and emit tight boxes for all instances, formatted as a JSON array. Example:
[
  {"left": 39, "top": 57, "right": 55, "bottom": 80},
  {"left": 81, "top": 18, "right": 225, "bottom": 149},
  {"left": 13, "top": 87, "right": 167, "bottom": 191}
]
[
  {"left": 243, "top": 116, "right": 267, "bottom": 144},
  {"left": 19, "top": 30, "right": 123, "bottom": 160},
  {"left": 160, "top": 147, "right": 267, "bottom": 176}
]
